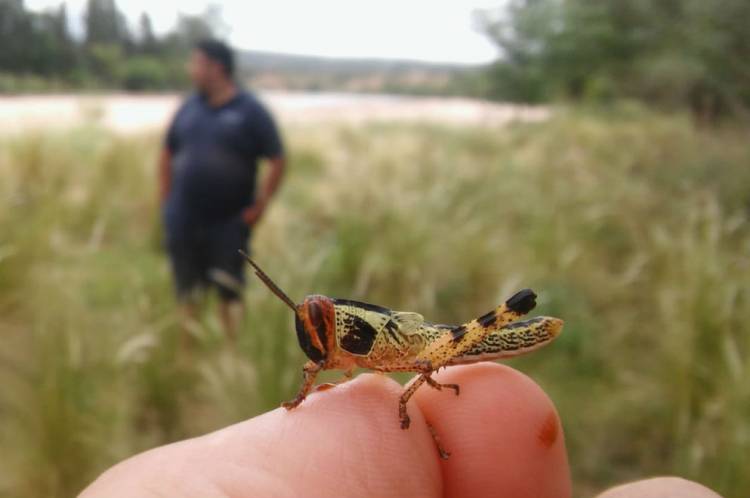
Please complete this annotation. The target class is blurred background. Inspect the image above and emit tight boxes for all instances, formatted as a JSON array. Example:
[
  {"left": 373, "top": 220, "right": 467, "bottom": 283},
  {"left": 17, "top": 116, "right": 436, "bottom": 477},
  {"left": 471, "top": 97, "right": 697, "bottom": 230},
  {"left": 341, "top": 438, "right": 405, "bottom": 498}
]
[{"left": 1, "top": 1, "right": 749, "bottom": 497}]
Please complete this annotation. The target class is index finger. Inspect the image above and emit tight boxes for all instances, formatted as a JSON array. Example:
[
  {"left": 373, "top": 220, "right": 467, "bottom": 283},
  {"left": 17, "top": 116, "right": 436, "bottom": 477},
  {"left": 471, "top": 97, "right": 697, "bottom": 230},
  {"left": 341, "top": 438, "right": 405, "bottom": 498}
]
[{"left": 415, "top": 363, "right": 572, "bottom": 498}]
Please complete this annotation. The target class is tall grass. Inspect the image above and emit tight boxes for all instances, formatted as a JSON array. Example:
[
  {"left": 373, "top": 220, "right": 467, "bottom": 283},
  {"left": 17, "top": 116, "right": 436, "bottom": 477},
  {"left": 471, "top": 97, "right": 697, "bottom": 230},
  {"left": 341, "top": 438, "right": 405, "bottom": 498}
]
[{"left": 0, "top": 107, "right": 748, "bottom": 497}]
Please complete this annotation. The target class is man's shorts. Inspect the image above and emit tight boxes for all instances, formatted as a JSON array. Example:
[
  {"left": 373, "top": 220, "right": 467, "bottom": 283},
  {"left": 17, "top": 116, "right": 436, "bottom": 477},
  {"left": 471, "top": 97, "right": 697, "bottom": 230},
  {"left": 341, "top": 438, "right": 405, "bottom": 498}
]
[{"left": 165, "top": 216, "right": 251, "bottom": 302}]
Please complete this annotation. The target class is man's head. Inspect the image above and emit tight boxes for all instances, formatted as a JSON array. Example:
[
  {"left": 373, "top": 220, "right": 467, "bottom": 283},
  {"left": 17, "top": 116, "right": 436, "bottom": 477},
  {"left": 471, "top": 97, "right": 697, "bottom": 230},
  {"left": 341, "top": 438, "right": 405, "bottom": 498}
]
[{"left": 189, "top": 39, "right": 235, "bottom": 92}]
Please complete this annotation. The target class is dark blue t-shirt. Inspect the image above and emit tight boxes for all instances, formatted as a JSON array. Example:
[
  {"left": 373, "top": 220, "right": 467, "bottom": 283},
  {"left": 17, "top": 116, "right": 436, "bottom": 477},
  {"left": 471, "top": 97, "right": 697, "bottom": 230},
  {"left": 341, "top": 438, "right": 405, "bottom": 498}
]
[{"left": 164, "top": 90, "right": 283, "bottom": 233}]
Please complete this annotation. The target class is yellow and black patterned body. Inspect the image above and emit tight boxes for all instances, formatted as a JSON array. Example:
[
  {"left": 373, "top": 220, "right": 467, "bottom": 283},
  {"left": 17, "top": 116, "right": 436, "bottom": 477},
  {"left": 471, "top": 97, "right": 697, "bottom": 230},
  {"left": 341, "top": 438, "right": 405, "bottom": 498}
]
[
  {"left": 321, "top": 294, "right": 562, "bottom": 374},
  {"left": 241, "top": 253, "right": 563, "bottom": 444}
]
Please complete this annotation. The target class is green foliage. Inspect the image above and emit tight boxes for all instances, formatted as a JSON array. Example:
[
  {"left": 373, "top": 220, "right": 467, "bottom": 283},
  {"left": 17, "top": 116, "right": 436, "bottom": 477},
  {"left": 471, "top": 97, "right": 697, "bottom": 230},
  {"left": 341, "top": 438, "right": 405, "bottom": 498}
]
[
  {"left": 0, "top": 1, "right": 75, "bottom": 77},
  {"left": 1, "top": 112, "right": 749, "bottom": 497},
  {"left": 86, "top": 43, "right": 123, "bottom": 84},
  {"left": 119, "top": 56, "right": 169, "bottom": 91},
  {"left": 84, "top": 0, "right": 128, "bottom": 46},
  {"left": 0, "top": 0, "right": 217, "bottom": 93},
  {"left": 137, "top": 12, "right": 157, "bottom": 54},
  {"left": 479, "top": 0, "right": 750, "bottom": 118}
]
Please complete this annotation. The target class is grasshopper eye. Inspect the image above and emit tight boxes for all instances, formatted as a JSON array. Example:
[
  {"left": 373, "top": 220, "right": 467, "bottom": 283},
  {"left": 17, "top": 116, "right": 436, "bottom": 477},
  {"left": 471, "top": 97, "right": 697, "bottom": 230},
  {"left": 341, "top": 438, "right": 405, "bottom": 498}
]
[
  {"left": 295, "top": 314, "right": 325, "bottom": 363},
  {"left": 306, "top": 300, "right": 330, "bottom": 353},
  {"left": 295, "top": 296, "right": 333, "bottom": 363},
  {"left": 309, "top": 301, "right": 323, "bottom": 329}
]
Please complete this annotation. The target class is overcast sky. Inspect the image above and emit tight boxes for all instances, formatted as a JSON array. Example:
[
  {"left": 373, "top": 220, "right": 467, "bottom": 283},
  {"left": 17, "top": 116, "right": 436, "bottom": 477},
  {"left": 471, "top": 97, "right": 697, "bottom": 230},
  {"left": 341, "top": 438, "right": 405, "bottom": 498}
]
[{"left": 26, "top": 0, "right": 503, "bottom": 64}]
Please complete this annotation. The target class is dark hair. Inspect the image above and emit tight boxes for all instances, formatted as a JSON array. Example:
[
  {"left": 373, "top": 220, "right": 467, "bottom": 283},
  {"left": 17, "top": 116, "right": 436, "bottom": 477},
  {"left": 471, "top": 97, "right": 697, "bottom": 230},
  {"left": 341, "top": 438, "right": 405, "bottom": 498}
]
[{"left": 195, "top": 39, "right": 235, "bottom": 77}]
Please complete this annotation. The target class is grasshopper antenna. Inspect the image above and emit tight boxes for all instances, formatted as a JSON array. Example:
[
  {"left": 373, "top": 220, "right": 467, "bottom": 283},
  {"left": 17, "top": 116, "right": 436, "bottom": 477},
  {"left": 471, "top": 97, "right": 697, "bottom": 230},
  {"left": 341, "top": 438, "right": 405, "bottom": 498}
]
[{"left": 238, "top": 250, "right": 297, "bottom": 311}]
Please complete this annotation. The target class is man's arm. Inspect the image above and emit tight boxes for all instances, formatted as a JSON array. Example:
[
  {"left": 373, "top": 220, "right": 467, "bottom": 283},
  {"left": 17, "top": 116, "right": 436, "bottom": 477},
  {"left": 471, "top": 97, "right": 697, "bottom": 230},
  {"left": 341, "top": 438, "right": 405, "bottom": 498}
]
[
  {"left": 158, "top": 148, "right": 172, "bottom": 206},
  {"left": 242, "top": 156, "right": 285, "bottom": 226}
]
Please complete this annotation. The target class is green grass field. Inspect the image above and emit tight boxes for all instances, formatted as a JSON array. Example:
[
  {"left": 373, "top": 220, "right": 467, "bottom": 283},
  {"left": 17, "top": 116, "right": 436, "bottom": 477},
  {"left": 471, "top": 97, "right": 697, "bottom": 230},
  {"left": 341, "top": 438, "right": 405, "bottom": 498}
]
[{"left": 1, "top": 107, "right": 749, "bottom": 497}]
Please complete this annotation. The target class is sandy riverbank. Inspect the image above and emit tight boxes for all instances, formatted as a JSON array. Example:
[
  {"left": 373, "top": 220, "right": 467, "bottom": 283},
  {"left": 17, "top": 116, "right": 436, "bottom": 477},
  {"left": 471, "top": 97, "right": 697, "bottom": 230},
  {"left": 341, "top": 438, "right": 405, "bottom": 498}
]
[{"left": 0, "top": 92, "right": 548, "bottom": 134}]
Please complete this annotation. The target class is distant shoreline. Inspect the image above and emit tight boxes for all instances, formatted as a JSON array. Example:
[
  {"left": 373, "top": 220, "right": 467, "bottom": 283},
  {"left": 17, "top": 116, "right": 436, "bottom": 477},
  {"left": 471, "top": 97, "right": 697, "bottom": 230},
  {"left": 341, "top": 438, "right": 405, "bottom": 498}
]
[{"left": 0, "top": 91, "right": 548, "bottom": 134}]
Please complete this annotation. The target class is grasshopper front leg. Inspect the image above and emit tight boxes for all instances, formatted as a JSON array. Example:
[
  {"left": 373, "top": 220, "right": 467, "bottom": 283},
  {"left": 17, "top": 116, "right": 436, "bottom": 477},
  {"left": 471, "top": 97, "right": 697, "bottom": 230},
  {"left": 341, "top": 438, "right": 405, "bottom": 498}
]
[
  {"left": 314, "top": 368, "right": 354, "bottom": 393},
  {"left": 282, "top": 360, "right": 324, "bottom": 410}
]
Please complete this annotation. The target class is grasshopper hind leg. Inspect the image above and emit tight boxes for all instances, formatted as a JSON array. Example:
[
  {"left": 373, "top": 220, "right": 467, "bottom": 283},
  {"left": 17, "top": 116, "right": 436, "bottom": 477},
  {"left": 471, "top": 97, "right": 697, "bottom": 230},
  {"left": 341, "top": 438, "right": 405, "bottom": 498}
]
[
  {"left": 399, "top": 374, "right": 455, "bottom": 459},
  {"left": 399, "top": 375, "right": 426, "bottom": 429},
  {"left": 398, "top": 372, "right": 460, "bottom": 430},
  {"left": 427, "top": 423, "right": 451, "bottom": 460},
  {"left": 425, "top": 375, "right": 460, "bottom": 396}
]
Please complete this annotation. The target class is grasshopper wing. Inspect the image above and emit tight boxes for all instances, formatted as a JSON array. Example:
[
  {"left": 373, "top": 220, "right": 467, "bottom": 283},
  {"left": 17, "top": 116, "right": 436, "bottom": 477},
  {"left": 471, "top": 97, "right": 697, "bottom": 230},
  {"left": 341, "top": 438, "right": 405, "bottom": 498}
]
[{"left": 389, "top": 311, "right": 425, "bottom": 335}]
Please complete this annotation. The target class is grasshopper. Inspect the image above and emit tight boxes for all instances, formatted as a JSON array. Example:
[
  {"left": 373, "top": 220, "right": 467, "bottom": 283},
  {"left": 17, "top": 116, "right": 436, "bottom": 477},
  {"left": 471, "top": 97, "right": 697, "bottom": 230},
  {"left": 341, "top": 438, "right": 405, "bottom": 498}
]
[{"left": 241, "top": 253, "right": 563, "bottom": 440}]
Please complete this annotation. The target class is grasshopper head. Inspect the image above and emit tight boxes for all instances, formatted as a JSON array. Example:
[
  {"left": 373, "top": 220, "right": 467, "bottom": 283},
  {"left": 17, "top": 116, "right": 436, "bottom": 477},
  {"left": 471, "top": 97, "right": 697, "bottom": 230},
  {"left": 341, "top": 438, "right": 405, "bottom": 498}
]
[
  {"left": 239, "top": 252, "right": 333, "bottom": 363},
  {"left": 295, "top": 295, "right": 335, "bottom": 363}
]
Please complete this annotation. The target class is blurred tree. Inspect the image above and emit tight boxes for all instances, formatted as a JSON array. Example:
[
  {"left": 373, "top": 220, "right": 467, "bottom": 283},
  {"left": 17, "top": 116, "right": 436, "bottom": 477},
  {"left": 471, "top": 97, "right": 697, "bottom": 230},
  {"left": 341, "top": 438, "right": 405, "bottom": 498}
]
[
  {"left": 0, "top": 0, "right": 33, "bottom": 73},
  {"left": 52, "top": 4, "right": 77, "bottom": 73},
  {"left": 0, "top": 0, "right": 214, "bottom": 91},
  {"left": 478, "top": 0, "right": 750, "bottom": 119},
  {"left": 121, "top": 56, "right": 168, "bottom": 90},
  {"left": 84, "top": 0, "right": 128, "bottom": 46},
  {"left": 158, "top": 6, "right": 221, "bottom": 69},
  {"left": 33, "top": 4, "right": 76, "bottom": 76},
  {"left": 137, "top": 12, "right": 158, "bottom": 54},
  {"left": 1, "top": 1, "right": 76, "bottom": 78},
  {"left": 164, "top": 12, "right": 215, "bottom": 52},
  {"left": 88, "top": 43, "right": 124, "bottom": 84}
]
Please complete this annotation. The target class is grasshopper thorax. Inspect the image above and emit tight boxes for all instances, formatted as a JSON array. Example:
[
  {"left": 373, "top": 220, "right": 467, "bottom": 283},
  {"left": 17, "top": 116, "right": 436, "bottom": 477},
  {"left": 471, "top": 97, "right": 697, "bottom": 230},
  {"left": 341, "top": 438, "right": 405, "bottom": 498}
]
[{"left": 295, "top": 295, "right": 336, "bottom": 363}]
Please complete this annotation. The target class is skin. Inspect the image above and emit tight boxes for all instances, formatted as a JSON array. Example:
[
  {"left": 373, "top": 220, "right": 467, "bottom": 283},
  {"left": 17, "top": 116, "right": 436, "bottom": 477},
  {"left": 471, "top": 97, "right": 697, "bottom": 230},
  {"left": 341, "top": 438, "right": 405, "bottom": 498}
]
[
  {"left": 80, "top": 363, "right": 565, "bottom": 498},
  {"left": 79, "top": 363, "right": 722, "bottom": 498},
  {"left": 160, "top": 49, "right": 286, "bottom": 339},
  {"left": 597, "top": 478, "right": 723, "bottom": 498}
]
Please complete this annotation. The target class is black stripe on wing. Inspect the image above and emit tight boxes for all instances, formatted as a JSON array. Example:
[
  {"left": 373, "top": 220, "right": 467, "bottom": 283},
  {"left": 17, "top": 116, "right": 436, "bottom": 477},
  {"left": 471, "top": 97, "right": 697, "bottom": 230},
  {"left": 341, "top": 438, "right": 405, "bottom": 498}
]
[
  {"left": 332, "top": 298, "right": 393, "bottom": 314},
  {"left": 338, "top": 311, "right": 379, "bottom": 355}
]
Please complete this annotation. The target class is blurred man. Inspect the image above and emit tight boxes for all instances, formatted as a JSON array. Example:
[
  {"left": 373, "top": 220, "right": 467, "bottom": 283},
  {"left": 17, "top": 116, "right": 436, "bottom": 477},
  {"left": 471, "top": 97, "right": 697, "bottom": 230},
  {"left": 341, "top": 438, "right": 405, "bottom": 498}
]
[{"left": 159, "top": 39, "right": 285, "bottom": 341}]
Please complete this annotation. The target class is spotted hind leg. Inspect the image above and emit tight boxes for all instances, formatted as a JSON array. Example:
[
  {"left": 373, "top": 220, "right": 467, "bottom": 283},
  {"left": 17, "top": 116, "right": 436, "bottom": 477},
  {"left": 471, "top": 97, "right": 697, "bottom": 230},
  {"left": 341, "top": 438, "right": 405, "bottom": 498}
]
[
  {"left": 398, "top": 372, "right": 461, "bottom": 430},
  {"left": 425, "top": 375, "right": 460, "bottom": 396},
  {"left": 398, "top": 375, "right": 427, "bottom": 429}
]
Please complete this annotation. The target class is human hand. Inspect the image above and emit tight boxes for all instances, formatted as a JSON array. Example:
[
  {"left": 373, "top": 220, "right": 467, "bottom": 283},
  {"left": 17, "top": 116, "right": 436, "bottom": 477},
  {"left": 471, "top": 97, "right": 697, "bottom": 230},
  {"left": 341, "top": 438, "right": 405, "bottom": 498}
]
[
  {"left": 241, "top": 200, "right": 266, "bottom": 226},
  {"left": 80, "top": 363, "right": 570, "bottom": 497},
  {"left": 79, "top": 363, "right": 720, "bottom": 498}
]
